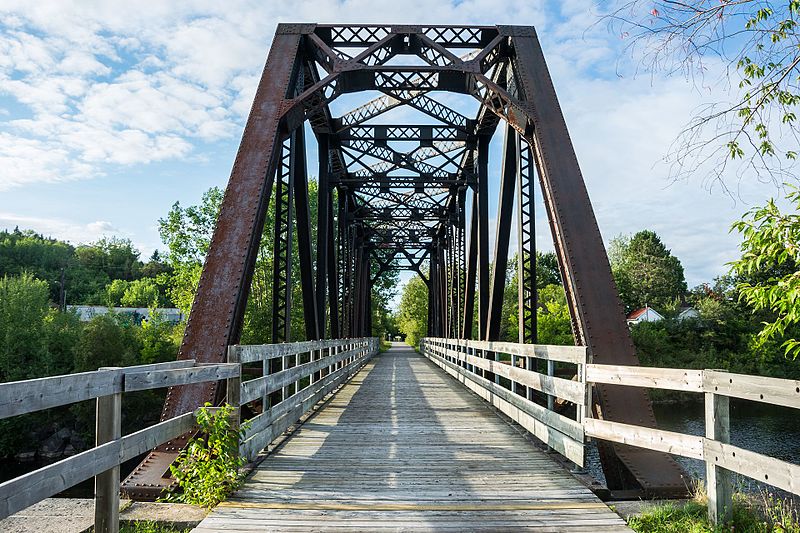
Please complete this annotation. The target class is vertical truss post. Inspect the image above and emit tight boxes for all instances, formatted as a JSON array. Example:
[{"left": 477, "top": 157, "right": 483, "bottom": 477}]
[
  {"left": 462, "top": 189, "right": 478, "bottom": 339},
  {"left": 477, "top": 136, "right": 490, "bottom": 339},
  {"left": 429, "top": 247, "right": 439, "bottom": 336},
  {"left": 272, "top": 137, "right": 295, "bottom": 343},
  {"left": 457, "top": 187, "right": 466, "bottom": 339},
  {"left": 485, "top": 123, "right": 518, "bottom": 341},
  {"left": 293, "top": 126, "right": 320, "bottom": 340},
  {"left": 516, "top": 138, "right": 537, "bottom": 344},
  {"left": 316, "top": 134, "right": 331, "bottom": 337},
  {"left": 327, "top": 191, "right": 340, "bottom": 338}
]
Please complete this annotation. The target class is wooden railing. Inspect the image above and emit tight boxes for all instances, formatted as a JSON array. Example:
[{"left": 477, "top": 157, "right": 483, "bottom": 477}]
[
  {"left": 584, "top": 364, "right": 800, "bottom": 524},
  {"left": 0, "top": 359, "right": 239, "bottom": 530},
  {"left": 0, "top": 336, "right": 379, "bottom": 532},
  {"left": 420, "top": 337, "right": 589, "bottom": 466},
  {"left": 420, "top": 337, "right": 800, "bottom": 526},
  {"left": 231, "top": 337, "right": 379, "bottom": 461}
]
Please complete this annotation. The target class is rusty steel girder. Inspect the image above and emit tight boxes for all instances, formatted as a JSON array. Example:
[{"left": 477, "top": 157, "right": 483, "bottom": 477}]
[{"left": 123, "top": 23, "right": 687, "bottom": 500}]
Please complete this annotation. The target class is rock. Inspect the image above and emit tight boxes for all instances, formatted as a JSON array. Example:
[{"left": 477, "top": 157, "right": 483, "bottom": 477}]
[{"left": 14, "top": 451, "right": 35, "bottom": 461}]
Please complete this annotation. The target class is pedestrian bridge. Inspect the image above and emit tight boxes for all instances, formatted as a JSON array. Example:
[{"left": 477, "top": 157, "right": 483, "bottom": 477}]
[{"left": 194, "top": 344, "right": 626, "bottom": 531}]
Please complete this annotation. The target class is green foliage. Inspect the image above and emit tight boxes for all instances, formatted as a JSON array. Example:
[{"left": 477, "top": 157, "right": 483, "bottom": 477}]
[
  {"left": 626, "top": 491, "right": 798, "bottom": 533},
  {"left": 0, "top": 273, "right": 51, "bottom": 381},
  {"left": 120, "top": 278, "right": 161, "bottom": 308},
  {"left": 137, "top": 311, "right": 181, "bottom": 364},
  {"left": 536, "top": 284, "right": 574, "bottom": 345},
  {"left": 119, "top": 522, "right": 190, "bottom": 533},
  {"left": 397, "top": 276, "right": 428, "bottom": 346},
  {"left": 536, "top": 251, "right": 561, "bottom": 289},
  {"left": 730, "top": 186, "right": 800, "bottom": 359},
  {"left": 163, "top": 403, "right": 245, "bottom": 508},
  {"left": 610, "top": 230, "right": 687, "bottom": 311},
  {"left": 607, "top": 2, "right": 800, "bottom": 181},
  {"left": 72, "top": 314, "right": 139, "bottom": 372}
]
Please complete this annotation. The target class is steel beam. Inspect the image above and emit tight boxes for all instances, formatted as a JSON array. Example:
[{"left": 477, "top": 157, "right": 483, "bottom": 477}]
[{"left": 485, "top": 123, "right": 517, "bottom": 342}]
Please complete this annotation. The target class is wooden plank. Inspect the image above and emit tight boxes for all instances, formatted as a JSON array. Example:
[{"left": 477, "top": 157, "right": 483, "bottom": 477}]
[
  {"left": 0, "top": 370, "right": 119, "bottom": 419},
  {"left": 424, "top": 348, "right": 583, "bottom": 440},
  {"left": 235, "top": 339, "right": 365, "bottom": 364},
  {"left": 427, "top": 343, "right": 585, "bottom": 404},
  {"left": 124, "top": 363, "right": 239, "bottom": 392},
  {"left": 704, "top": 370, "right": 800, "bottom": 409},
  {"left": 0, "top": 411, "right": 196, "bottom": 519},
  {"left": 428, "top": 351, "right": 585, "bottom": 465},
  {"left": 586, "top": 364, "right": 703, "bottom": 392},
  {"left": 240, "top": 354, "right": 371, "bottom": 460},
  {"left": 703, "top": 439, "right": 800, "bottom": 497},
  {"left": 94, "top": 383, "right": 121, "bottom": 533},
  {"left": 583, "top": 418, "right": 704, "bottom": 460},
  {"left": 425, "top": 337, "right": 587, "bottom": 364},
  {"left": 195, "top": 345, "right": 627, "bottom": 532},
  {"left": 705, "top": 392, "right": 732, "bottom": 524},
  {"left": 240, "top": 347, "right": 362, "bottom": 405}
]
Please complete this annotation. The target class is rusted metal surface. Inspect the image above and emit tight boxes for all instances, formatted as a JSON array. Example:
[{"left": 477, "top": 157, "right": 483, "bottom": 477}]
[
  {"left": 124, "top": 23, "right": 688, "bottom": 500},
  {"left": 121, "top": 27, "right": 306, "bottom": 500}
]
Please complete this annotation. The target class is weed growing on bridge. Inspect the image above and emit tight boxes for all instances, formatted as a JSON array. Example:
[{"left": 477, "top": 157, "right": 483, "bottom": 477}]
[{"left": 161, "top": 403, "right": 245, "bottom": 508}]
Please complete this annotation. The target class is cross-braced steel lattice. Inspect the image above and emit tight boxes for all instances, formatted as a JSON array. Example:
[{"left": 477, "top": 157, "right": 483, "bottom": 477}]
[{"left": 122, "top": 23, "right": 687, "bottom": 501}]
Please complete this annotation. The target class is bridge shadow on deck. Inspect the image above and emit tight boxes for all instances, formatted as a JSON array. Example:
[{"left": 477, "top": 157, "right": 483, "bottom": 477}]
[{"left": 193, "top": 345, "right": 628, "bottom": 531}]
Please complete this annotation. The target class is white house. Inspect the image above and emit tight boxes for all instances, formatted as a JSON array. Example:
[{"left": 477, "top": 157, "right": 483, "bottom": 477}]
[
  {"left": 66, "top": 306, "right": 185, "bottom": 324},
  {"left": 677, "top": 306, "right": 700, "bottom": 321},
  {"left": 626, "top": 306, "right": 664, "bottom": 325}
]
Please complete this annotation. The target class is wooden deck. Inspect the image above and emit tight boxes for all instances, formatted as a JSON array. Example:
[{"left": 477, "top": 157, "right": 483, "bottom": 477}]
[{"left": 193, "top": 344, "right": 629, "bottom": 532}]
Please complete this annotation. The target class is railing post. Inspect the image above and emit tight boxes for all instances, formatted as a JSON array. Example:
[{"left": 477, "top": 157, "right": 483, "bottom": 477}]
[
  {"left": 95, "top": 367, "right": 121, "bottom": 533},
  {"left": 705, "top": 379, "right": 732, "bottom": 526},
  {"left": 227, "top": 347, "right": 241, "bottom": 436}
]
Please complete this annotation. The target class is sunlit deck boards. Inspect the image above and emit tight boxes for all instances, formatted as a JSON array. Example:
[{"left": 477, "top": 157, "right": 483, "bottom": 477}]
[{"left": 193, "top": 345, "right": 629, "bottom": 532}]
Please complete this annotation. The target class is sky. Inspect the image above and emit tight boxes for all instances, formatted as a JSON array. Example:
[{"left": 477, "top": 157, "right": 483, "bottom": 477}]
[{"left": 0, "top": 0, "right": 792, "bottom": 308}]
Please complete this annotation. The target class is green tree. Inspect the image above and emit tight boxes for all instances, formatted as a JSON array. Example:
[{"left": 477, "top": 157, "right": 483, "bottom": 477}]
[
  {"left": 0, "top": 229, "right": 73, "bottom": 302},
  {"left": 536, "top": 251, "right": 561, "bottom": 289},
  {"left": 105, "top": 279, "right": 129, "bottom": 307},
  {"left": 0, "top": 273, "right": 51, "bottom": 381},
  {"left": 397, "top": 276, "right": 428, "bottom": 346},
  {"left": 121, "top": 278, "right": 161, "bottom": 308},
  {"left": 72, "top": 314, "right": 139, "bottom": 372},
  {"left": 609, "top": 230, "right": 687, "bottom": 311},
  {"left": 730, "top": 185, "right": 800, "bottom": 358},
  {"left": 607, "top": 2, "right": 800, "bottom": 183},
  {"left": 536, "top": 284, "right": 574, "bottom": 345}
]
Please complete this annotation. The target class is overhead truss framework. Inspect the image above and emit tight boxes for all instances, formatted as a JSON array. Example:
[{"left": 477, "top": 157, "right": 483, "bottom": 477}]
[{"left": 122, "top": 24, "right": 687, "bottom": 500}]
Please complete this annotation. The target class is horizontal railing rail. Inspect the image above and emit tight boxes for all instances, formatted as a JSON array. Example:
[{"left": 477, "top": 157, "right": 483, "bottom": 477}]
[
  {"left": 420, "top": 337, "right": 589, "bottom": 466},
  {"left": 423, "top": 337, "right": 800, "bottom": 526},
  {"left": 0, "top": 359, "right": 238, "bottom": 531},
  {"left": 231, "top": 337, "right": 379, "bottom": 461},
  {"left": 584, "top": 364, "right": 800, "bottom": 524}
]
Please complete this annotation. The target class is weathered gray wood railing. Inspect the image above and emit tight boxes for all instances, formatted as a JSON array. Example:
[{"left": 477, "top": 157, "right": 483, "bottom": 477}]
[
  {"left": 420, "top": 337, "right": 589, "bottom": 466},
  {"left": 0, "top": 359, "right": 239, "bottom": 531},
  {"left": 231, "top": 337, "right": 379, "bottom": 461},
  {"left": 0, "top": 336, "right": 378, "bottom": 532},
  {"left": 584, "top": 364, "right": 800, "bottom": 524},
  {"left": 421, "top": 337, "right": 800, "bottom": 526}
]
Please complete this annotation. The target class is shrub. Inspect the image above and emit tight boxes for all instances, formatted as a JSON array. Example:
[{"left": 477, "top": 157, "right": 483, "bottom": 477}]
[{"left": 162, "top": 403, "right": 245, "bottom": 508}]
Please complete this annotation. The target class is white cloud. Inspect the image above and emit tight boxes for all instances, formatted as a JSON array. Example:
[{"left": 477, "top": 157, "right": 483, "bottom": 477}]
[
  {"left": 0, "top": 0, "right": 790, "bottom": 288},
  {"left": 0, "top": 212, "right": 122, "bottom": 245}
]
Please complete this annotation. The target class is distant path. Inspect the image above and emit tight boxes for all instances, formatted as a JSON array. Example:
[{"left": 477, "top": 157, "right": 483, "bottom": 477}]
[{"left": 193, "top": 344, "right": 629, "bottom": 531}]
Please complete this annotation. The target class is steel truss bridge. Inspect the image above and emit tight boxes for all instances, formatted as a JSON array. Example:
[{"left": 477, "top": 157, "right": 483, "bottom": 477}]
[{"left": 120, "top": 24, "right": 687, "bottom": 501}]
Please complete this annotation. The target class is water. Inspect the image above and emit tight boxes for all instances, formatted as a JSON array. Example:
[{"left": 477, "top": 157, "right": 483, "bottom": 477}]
[{"left": 586, "top": 399, "right": 800, "bottom": 498}]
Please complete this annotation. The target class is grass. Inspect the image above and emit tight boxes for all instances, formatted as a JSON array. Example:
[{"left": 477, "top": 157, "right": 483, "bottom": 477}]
[
  {"left": 626, "top": 489, "right": 800, "bottom": 533},
  {"left": 119, "top": 521, "right": 191, "bottom": 533}
]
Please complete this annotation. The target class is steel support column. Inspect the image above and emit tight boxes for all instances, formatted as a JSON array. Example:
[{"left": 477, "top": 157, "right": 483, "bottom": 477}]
[{"left": 485, "top": 123, "right": 518, "bottom": 342}]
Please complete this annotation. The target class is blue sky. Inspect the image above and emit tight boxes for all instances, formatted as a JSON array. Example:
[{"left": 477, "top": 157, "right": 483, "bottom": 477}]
[{"left": 0, "top": 1, "right": 790, "bottom": 307}]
